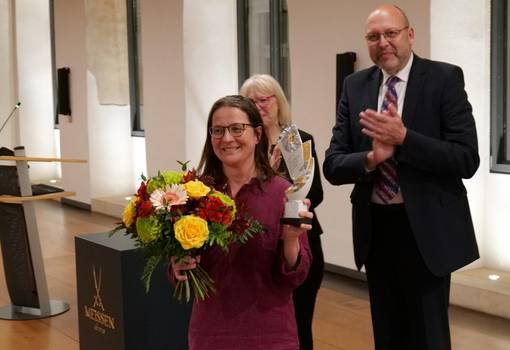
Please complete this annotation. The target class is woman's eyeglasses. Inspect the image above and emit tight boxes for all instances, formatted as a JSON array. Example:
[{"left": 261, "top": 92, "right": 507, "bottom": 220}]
[
  {"left": 250, "top": 95, "right": 275, "bottom": 107},
  {"left": 209, "top": 123, "right": 255, "bottom": 139}
]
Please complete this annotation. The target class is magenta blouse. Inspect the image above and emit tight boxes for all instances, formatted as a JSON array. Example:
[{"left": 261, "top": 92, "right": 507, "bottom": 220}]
[{"left": 187, "top": 175, "right": 311, "bottom": 350}]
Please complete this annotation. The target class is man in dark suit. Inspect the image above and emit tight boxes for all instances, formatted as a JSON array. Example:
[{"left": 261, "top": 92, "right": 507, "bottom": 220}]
[{"left": 323, "top": 4, "right": 479, "bottom": 349}]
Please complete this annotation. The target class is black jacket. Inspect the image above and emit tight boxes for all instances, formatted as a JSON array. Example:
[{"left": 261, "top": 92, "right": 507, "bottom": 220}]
[{"left": 323, "top": 55, "right": 479, "bottom": 276}]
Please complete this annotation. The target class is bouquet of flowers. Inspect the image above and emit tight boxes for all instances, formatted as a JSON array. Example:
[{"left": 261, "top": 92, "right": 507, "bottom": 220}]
[{"left": 111, "top": 163, "right": 264, "bottom": 302}]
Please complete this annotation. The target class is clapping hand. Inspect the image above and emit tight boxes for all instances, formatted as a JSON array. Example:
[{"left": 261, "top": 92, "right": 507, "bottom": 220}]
[
  {"left": 360, "top": 104, "right": 406, "bottom": 169},
  {"left": 270, "top": 144, "right": 283, "bottom": 170},
  {"left": 359, "top": 104, "right": 407, "bottom": 146}
]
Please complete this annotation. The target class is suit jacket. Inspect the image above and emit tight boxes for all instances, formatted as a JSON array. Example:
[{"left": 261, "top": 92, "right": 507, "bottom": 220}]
[
  {"left": 277, "top": 129, "right": 324, "bottom": 236},
  {"left": 323, "top": 54, "right": 479, "bottom": 277}
]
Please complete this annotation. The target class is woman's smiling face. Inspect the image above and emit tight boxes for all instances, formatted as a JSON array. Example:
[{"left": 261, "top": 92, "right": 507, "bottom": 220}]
[{"left": 210, "top": 106, "right": 261, "bottom": 168}]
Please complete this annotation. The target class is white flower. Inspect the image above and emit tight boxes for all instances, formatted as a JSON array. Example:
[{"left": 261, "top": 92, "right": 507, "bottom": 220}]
[{"left": 150, "top": 184, "right": 188, "bottom": 211}]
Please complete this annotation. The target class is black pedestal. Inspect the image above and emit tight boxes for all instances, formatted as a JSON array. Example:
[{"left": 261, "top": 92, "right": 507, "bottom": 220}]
[{"left": 75, "top": 232, "right": 191, "bottom": 350}]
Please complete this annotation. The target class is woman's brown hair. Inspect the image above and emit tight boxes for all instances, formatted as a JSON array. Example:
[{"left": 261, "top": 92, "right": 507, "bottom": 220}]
[{"left": 198, "top": 95, "right": 275, "bottom": 185}]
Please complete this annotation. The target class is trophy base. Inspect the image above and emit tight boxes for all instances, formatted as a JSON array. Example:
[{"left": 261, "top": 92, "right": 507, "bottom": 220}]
[
  {"left": 281, "top": 199, "right": 311, "bottom": 227},
  {"left": 280, "top": 217, "right": 312, "bottom": 226}
]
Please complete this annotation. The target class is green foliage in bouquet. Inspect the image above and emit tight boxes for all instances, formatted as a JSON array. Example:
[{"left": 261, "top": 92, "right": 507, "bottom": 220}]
[{"left": 110, "top": 164, "right": 264, "bottom": 302}]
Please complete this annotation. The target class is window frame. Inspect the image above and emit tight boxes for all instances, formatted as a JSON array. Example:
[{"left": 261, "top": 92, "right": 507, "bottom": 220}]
[
  {"left": 49, "top": 0, "right": 59, "bottom": 128},
  {"left": 237, "top": 0, "right": 289, "bottom": 97},
  {"left": 491, "top": 0, "right": 510, "bottom": 173},
  {"left": 126, "top": 0, "right": 144, "bottom": 137}
]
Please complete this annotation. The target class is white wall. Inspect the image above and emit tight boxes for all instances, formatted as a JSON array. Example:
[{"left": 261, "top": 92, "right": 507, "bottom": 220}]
[
  {"left": 288, "top": 0, "right": 430, "bottom": 269},
  {"left": 83, "top": 0, "right": 139, "bottom": 199},
  {"left": 14, "top": 0, "right": 58, "bottom": 180},
  {"left": 431, "top": 0, "right": 510, "bottom": 271},
  {"left": 141, "top": 0, "right": 186, "bottom": 176},
  {"left": 54, "top": 0, "right": 237, "bottom": 202},
  {"left": 183, "top": 0, "right": 239, "bottom": 166},
  {"left": 430, "top": 0, "right": 488, "bottom": 269},
  {"left": 55, "top": 0, "right": 145, "bottom": 203},
  {"left": 141, "top": 0, "right": 239, "bottom": 177},
  {"left": 0, "top": 0, "right": 18, "bottom": 149},
  {"left": 54, "top": 0, "right": 91, "bottom": 203},
  {"left": 86, "top": 72, "right": 134, "bottom": 198}
]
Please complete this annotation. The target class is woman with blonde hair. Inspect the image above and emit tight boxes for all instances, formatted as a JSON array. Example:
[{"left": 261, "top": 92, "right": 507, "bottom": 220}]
[{"left": 241, "top": 75, "right": 325, "bottom": 350}]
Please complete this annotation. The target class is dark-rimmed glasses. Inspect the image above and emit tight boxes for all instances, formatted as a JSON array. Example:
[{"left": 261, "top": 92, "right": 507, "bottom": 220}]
[
  {"left": 209, "top": 123, "right": 255, "bottom": 139},
  {"left": 365, "top": 26, "right": 409, "bottom": 42}
]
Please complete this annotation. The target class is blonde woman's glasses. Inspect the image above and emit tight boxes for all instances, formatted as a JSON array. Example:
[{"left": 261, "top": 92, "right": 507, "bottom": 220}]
[{"left": 250, "top": 95, "right": 275, "bottom": 107}]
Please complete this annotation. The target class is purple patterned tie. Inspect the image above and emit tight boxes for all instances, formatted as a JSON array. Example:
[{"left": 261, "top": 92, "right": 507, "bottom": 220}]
[{"left": 374, "top": 76, "right": 400, "bottom": 203}]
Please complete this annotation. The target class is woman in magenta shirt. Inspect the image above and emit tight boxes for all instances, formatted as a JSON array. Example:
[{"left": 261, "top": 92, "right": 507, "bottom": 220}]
[{"left": 171, "top": 95, "right": 312, "bottom": 350}]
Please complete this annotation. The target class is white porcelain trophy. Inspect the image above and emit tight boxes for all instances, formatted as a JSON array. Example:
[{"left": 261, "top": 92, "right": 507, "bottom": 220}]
[{"left": 277, "top": 124, "right": 314, "bottom": 226}]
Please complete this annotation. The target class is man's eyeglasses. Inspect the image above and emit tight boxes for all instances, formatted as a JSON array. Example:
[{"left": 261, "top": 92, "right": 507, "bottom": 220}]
[
  {"left": 209, "top": 123, "right": 255, "bottom": 139},
  {"left": 365, "top": 26, "right": 409, "bottom": 43},
  {"left": 250, "top": 95, "right": 275, "bottom": 106}
]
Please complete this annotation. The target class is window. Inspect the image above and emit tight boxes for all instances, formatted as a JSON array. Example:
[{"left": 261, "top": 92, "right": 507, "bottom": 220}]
[
  {"left": 491, "top": 0, "right": 510, "bottom": 173},
  {"left": 127, "top": 0, "right": 144, "bottom": 136},
  {"left": 237, "top": 0, "right": 290, "bottom": 98},
  {"left": 49, "top": 0, "right": 58, "bottom": 127}
]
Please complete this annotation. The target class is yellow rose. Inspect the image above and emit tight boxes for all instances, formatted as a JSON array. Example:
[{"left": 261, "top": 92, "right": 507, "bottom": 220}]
[
  {"left": 122, "top": 197, "right": 138, "bottom": 227},
  {"left": 183, "top": 180, "right": 211, "bottom": 199},
  {"left": 174, "top": 215, "right": 209, "bottom": 250}
]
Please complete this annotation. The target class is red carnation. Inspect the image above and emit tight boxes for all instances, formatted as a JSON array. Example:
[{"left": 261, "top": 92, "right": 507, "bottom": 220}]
[
  {"left": 182, "top": 169, "right": 197, "bottom": 183},
  {"left": 230, "top": 216, "right": 249, "bottom": 235},
  {"left": 229, "top": 200, "right": 250, "bottom": 234},
  {"left": 136, "top": 181, "right": 149, "bottom": 201},
  {"left": 196, "top": 196, "right": 233, "bottom": 225},
  {"left": 137, "top": 200, "right": 153, "bottom": 217}
]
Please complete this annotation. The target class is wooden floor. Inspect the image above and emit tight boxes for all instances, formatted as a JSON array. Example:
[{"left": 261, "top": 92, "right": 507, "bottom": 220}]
[{"left": 0, "top": 201, "right": 509, "bottom": 350}]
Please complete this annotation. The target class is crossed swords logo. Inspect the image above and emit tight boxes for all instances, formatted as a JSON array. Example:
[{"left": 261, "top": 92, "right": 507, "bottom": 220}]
[{"left": 92, "top": 265, "right": 105, "bottom": 311}]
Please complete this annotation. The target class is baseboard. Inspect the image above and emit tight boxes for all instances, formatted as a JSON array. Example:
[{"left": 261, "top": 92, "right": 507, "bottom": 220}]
[
  {"left": 61, "top": 197, "right": 91, "bottom": 211},
  {"left": 90, "top": 196, "right": 128, "bottom": 219},
  {"left": 325, "top": 263, "right": 510, "bottom": 320},
  {"left": 324, "top": 262, "right": 367, "bottom": 282},
  {"left": 451, "top": 267, "right": 510, "bottom": 320}
]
